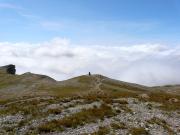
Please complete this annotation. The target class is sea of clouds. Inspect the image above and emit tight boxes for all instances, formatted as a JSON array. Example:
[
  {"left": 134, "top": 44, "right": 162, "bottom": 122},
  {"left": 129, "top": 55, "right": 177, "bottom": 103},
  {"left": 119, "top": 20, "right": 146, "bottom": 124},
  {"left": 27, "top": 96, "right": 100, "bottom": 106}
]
[{"left": 0, "top": 37, "right": 180, "bottom": 86}]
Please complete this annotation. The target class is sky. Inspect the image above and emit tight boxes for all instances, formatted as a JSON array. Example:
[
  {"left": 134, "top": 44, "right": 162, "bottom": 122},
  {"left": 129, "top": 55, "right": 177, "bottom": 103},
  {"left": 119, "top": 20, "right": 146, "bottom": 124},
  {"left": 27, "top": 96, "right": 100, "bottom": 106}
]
[{"left": 1, "top": 0, "right": 180, "bottom": 86}]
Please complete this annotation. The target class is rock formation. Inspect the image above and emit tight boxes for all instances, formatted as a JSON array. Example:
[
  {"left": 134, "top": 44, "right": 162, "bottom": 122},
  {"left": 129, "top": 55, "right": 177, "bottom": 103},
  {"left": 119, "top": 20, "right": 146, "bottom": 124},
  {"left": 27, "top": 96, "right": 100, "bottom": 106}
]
[{"left": 0, "top": 64, "right": 16, "bottom": 75}]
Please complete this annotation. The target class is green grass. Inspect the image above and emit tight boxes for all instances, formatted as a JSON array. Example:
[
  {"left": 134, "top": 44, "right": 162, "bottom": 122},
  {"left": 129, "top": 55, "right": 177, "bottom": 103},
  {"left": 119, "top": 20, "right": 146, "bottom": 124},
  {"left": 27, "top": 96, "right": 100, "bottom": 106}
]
[
  {"left": 0, "top": 74, "right": 31, "bottom": 89},
  {"left": 102, "top": 79, "right": 146, "bottom": 92},
  {"left": 77, "top": 75, "right": 95, "bottom": 83},
  {"left": 0, "top": 98, "right": 12, "bottom": 105},
  {"left": 0, "top": 73, "right": 142, "bottom": 100},
  {"left": 51, "top": 86, "right": 85, "bottom": 96},
  {"left": 39, "top": 84, "right": 91, "bottom": 98}
]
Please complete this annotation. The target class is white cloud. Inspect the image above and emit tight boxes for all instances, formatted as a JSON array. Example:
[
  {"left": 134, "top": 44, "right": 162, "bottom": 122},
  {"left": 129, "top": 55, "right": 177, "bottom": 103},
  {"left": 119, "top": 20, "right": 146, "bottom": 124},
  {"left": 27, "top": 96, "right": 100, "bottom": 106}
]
[
  {"left": 18, "top": 12, "right": 40, "bottom": 20},
  {"left": 0, "top": 3, "right": 23, "bottom": 10},
  {"left": 0, "top": 37, "right": 180, "bottom": 86}
]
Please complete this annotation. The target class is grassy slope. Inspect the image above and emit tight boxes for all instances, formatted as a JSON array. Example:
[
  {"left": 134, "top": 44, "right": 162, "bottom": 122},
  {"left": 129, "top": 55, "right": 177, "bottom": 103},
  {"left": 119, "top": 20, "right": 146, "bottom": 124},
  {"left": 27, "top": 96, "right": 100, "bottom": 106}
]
[
  {"left": 39, "top": 74, "right": 150, "bottom": 97},
  {"left": 0, "top": 72, "right": 56, "bottom": 99},
  {"left": 0, "top": 72, "right": 179, "bottom": 105},
  {"left": 151, "top": 85, "right": 180, "bottom": 95},
  {"left": 0, "top": 72, "right": 180, "bottom": 134}
]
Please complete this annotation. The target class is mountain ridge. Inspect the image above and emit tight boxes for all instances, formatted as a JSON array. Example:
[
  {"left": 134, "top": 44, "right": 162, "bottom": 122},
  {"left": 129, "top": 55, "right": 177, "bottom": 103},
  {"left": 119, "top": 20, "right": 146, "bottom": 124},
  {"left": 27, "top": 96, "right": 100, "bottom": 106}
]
[
  {"left": 0, "top": 64, "right": 179, "bottom": 134},
  {"left": 0, "top": 64, "right": 179, "bottom": 100}
]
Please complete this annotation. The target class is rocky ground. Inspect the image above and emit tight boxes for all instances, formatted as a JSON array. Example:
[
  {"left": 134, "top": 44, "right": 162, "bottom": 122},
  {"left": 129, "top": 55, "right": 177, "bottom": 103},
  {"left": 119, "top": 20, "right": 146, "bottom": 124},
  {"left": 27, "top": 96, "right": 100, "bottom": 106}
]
[
  {"left": 0, "top": 94, "right": 179, "bottom": 135},
  {"left": 0, "top": 65, "right": 180, "bottom": 135}
]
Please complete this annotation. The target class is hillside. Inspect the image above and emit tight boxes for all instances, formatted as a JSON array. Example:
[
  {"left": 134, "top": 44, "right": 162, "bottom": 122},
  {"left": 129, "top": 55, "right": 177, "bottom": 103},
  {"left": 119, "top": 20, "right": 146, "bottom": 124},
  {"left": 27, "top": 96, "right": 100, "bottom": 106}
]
[
  {"left": 0, "top": 65, "right": 179, "bottom": 135},
  {"left": 0, "top": 66, "right": 150, "bottom": 99}
]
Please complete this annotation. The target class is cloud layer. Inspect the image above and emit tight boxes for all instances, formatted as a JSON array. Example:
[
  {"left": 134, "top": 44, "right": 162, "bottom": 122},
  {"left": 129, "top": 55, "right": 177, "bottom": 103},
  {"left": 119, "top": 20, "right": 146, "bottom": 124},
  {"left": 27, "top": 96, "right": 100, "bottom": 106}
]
[{"left": 0, "top": 37, "right": 180, "bottom": 86}]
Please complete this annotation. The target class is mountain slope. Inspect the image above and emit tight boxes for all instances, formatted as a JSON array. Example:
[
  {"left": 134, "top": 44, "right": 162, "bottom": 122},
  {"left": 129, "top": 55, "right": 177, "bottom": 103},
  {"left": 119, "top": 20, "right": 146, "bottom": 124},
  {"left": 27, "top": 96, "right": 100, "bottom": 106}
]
[
  {"left": 152, "top": 85, "right": 180, "bottom": 95},
  {"left": 0, "top": 72, "right": 150, "bottom": 99},
  {"left": 0, "top": 72, "right": 56, "bottom": 99},
  {"left": 1, "top": 64, "right": 178, "bottom": 98},
  {"left": 0, "top": 65, "right": 179, "bottom": 135}
]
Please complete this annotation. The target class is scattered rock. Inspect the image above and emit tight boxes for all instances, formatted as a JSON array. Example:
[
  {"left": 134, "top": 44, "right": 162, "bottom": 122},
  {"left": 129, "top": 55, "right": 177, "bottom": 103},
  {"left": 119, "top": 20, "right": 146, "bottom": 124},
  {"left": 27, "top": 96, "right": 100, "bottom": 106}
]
[{"left": 138, "top": 93, "right": 150, "bottom": 100}]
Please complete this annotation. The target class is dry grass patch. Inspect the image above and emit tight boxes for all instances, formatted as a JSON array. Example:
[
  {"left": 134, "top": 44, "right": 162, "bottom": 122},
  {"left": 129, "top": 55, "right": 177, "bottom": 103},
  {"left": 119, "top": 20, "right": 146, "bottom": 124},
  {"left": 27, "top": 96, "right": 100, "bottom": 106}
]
[
  {"left": 103, "top": 89, "right": 138, "bottom": 99},
  {"left": 3, "top": 125, "right": 17, "bottom": 133},
  {"left": 147, "top": 117, "right": 174, "bottom": 134},
  {"left": 121, "top": 105, "right": 133, "bottom": 113},
  {"left": 0, "top": 98, "right": 51, "bottom": 118},
  {"left": 83, "top": 90, "right": 136, "bottom": 105},
  {"left": 91, "top": 126, "right": 110, "bottom": 135},
  {"left": 111, "top": 122, "right": 127, "bottom": 130},
  {"left": 37, "top": 121, "right": 64, "bottom": 133},
  {"left": 112, "top": 99, "right": 128, "bottom": 104},
  {"left": 82, "top": 92, "right": 114, "bottom": 104},
  {"left": 0, "top": 99, "right": 12, "bottom": 105},
  {"left": 47, "top": 108, "right": 62, "bottom": 115},
  {"left": 146, "top": 92, "right": 180, "bottom": 111},
  {"left": 38, "top": 104, "right": 115, "bottom": 133},
  {"left": 129, "top": 127, "right": 149, "bottom": 135}
]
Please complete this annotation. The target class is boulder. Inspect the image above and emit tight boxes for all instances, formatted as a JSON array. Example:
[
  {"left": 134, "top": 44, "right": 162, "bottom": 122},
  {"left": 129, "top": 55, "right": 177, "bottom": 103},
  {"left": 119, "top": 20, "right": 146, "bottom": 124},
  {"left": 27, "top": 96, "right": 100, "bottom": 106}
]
[
  {"left": 0, "top": 64, "right": 16, "bottom": 75},
  {"left": 168, "top": 98, "right": 179, "bottom": 103},
  {"left": 138, "top": 93, "right": 150, "bottom": 100}
]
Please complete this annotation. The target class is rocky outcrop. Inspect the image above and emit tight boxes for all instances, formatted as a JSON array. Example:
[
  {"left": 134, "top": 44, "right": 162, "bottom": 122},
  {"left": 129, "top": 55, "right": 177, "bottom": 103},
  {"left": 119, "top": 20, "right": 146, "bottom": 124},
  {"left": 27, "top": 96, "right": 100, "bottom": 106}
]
[{"left": 0, "top": 64, "right": 16, "bottom": 75}]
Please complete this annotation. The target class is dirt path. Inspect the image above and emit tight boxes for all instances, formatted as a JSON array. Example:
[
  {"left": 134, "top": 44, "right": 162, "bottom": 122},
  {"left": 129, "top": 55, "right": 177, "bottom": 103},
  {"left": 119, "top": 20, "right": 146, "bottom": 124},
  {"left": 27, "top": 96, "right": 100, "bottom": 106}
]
[{"left": 90, "top": 75, "right": 105, "bottom": 91}]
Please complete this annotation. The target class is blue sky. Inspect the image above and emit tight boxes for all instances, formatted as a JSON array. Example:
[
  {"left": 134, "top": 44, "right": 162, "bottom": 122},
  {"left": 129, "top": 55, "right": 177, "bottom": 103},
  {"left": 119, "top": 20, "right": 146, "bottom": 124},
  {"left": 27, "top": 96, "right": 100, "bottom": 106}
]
[
  {"left": 0, "top": 0, "right": 180, "bottom": 45},
  {"left": 1, "top": 0, "right": 180, "bottom": 85}
]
